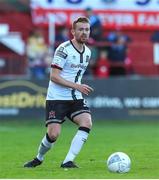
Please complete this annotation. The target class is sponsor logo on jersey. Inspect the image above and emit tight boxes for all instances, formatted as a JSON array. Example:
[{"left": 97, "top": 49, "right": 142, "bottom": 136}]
[{"left": 71, "top": 63, "right": 87, "bottom": 70}]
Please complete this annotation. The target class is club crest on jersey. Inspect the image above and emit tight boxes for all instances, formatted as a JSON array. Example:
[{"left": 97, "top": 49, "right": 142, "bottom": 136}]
[
  {"left": 72, "top": 55, "right": 76, "bottom": 59},
  {"left": 86, "top": 55, "right": 90, "bottom": 62},
  {"left": 49, "top": 111, "right": 56, "bottom": 119}
]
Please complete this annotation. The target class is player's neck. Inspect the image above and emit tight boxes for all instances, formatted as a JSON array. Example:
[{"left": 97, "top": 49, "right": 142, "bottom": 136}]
[{"left": 71, "top": 39, "right": 84, "bottom": 53}]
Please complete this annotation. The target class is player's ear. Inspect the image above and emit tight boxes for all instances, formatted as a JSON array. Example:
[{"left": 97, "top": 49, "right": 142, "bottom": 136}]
[{"left": 71, "top": 28, "right": 75, "bottom": 36}]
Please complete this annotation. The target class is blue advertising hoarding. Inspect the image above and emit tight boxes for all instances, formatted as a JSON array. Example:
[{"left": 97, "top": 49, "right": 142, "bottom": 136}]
[{"left": 1, "top": 77, "right": 159, "bottom": 120}]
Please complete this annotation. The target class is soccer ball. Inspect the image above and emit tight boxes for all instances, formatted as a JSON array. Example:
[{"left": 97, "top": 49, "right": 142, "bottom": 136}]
[{"left": 107, "top": 152, "right": 131, "bottom": 173}]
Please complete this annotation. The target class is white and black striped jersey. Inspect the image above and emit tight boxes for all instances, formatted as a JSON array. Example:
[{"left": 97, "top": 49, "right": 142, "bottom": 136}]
[{"left": 46, "top": 40, "right": 91, "bottom": 100}]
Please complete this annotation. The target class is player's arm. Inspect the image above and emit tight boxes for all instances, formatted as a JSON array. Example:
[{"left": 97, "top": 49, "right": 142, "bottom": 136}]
[{"left": 50, "top": 68, "right": 93, "bottom": 95}]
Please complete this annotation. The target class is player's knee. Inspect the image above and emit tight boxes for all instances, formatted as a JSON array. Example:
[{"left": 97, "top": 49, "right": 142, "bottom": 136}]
[
  {"left": 81, "top": 118, "right": 92, "bottom": 129},
  {"left": 47, "top": 130, "right": 60, "bottom": 141},
  {"left": 86, "top": 120, "right": 92, "bottom": 129},
  {"left": 47, "top": 123, "right": 61, "bottom": 141}
]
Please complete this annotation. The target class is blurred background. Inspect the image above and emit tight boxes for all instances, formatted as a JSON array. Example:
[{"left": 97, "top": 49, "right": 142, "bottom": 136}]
[{"left": 1, "top": 0, "right": 159, "bottom": 120}]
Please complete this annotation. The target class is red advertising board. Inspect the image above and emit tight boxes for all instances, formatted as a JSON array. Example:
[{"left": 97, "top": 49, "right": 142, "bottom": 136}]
[{"left": 31, "top": 8, "right": 159, "bottom": 30}]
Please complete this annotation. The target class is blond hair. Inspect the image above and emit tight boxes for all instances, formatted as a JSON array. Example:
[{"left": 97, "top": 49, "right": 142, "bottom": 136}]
[{"left": 72, "top": 17, "right": 90, "bottom": 29}]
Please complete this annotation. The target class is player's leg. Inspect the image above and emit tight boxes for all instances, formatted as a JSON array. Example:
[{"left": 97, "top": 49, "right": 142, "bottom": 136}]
[
  {"left": 36, "top": 123, "right": 61, "bottom": 162},
  {"left": 61, "top": 112, "right": 92, "bottom": 168},
  {"left": 24, "top": 123, "right": 61, "bottom": 168},
  {"left": 24, "top": 100, "right": 65, "bottom": 168}
]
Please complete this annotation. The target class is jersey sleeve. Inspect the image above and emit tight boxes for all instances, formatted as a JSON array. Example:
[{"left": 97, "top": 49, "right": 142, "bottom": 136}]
[{"left": 51, "top": 45, "right": 68, "bottom": 70}]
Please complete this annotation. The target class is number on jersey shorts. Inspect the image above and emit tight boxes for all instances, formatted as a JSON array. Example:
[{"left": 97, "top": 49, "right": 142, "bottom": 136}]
[{"left": 45, "top": 99, "right": 90, "bottom": 126}]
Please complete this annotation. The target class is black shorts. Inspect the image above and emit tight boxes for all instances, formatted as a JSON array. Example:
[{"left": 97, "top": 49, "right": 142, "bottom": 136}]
[{"left": 45, "top": 99, "right": 90, "bottom": 126}]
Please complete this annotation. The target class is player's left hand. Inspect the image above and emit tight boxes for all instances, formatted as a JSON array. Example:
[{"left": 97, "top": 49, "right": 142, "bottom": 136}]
[{"left": 77, "top": 84, "right": 94, "bottom": 95}]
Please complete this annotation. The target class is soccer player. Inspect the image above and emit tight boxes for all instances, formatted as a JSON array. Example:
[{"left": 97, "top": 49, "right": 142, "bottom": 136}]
[{"left": 24, "top": 16, "right": 94, "bottom": 168}]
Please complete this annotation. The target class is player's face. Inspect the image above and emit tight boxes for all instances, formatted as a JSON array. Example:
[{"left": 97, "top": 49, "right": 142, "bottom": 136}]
[{"left": 72, "top": 22, "right": 90, "bottom": 43}]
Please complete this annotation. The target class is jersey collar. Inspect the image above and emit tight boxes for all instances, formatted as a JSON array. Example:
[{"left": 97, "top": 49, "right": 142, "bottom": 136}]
[{"left": 70, "top": 40, "right": 85, "bottom": 54}]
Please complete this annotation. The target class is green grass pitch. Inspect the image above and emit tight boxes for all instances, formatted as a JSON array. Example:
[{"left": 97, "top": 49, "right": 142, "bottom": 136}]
[{"left": 0, "top": 119, "right": 159, "bottom": 179}]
